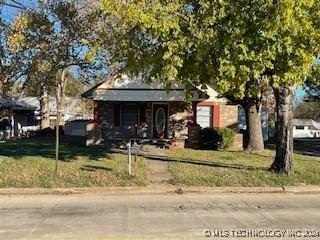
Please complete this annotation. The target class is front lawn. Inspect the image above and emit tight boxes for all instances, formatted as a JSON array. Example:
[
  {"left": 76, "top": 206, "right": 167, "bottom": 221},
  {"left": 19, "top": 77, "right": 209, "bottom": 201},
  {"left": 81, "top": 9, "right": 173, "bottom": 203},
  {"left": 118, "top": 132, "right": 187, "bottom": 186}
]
[
  {"left": 167, "top": 149, "right": 320, "bottom": 187},
  {"left": 0, "top": 137, "right": 147, "bottom": 188}
]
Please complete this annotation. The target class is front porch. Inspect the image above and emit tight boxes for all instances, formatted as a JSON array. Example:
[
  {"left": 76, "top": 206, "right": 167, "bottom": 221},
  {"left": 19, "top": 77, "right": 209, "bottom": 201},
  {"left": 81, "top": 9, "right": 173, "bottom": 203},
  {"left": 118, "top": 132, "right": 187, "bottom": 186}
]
[{"left": 87, "top": 101, "right": 191, "bottom": 148}]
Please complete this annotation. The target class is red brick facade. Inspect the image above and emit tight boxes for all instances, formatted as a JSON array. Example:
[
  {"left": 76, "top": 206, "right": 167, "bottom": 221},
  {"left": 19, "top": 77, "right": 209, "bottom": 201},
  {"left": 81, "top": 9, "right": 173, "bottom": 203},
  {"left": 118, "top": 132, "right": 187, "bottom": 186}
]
[{"left": 87, "top": 100, "right": 243, "bottom": 149}]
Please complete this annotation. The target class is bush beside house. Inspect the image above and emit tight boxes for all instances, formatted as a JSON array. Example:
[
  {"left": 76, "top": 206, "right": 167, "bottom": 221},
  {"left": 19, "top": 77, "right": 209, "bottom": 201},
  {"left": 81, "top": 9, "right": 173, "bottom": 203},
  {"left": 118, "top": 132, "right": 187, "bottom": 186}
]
[{"left": 199, "top": 127, "right": 235, "bottom": 150}]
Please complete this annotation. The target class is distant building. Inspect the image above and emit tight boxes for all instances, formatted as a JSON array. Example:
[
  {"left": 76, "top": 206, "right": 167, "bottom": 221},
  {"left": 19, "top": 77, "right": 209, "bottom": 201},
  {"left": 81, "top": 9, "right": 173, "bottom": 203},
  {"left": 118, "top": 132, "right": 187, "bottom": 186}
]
[
  {"left": 0, "top": 98, "right": 36, "bottom": 139},
  {"left": 293, "top": 119, "right": 320, "bottom": 138},
  {"left": 21, "top": 97, "right": 92, "bottom": 127}
]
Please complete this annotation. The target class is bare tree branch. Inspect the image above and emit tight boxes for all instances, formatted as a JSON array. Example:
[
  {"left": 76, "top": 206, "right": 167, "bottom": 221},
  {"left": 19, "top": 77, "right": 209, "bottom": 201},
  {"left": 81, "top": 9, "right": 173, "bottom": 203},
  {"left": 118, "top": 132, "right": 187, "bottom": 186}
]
[{"left": 0, "top": 0, "right": 26, "bottom": 9}]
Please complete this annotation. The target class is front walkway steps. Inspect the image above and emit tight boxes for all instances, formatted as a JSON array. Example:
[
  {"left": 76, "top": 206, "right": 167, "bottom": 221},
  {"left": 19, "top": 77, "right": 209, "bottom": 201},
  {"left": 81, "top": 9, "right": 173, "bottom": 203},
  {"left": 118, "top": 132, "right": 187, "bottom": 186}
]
[
  {"left": 146, "top": 158, "right": 173, "bottom": 185},
  {"left": 142, "top": 145, "right": 174, "bottom": 185}
]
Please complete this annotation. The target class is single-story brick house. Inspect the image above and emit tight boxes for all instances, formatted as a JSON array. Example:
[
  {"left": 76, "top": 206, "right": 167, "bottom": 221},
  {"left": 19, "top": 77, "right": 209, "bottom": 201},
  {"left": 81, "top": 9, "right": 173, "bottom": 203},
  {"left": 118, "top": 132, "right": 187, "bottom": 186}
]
[{"left": 82, "top": 74, "right": 243, "bottom": 148}]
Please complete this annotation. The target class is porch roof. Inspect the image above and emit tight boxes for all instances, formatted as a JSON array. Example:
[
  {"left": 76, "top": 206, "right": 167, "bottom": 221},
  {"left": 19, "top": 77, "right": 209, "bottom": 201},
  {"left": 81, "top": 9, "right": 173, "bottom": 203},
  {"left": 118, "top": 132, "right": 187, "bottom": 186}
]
[{"left": 82, "top": 73, "right": 228, "bottom": 103}]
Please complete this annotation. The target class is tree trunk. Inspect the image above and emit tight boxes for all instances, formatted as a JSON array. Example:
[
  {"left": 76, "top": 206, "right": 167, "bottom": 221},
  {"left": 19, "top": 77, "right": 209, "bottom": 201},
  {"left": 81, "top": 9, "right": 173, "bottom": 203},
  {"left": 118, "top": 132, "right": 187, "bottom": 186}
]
[
  {"left": 270, "top": 84, "right": 295, "bottom": 174},
  {"left": 55, "top": 68, "right": 67, "bottom": 172},
  {"left": 40, "top": 86, "right": 50, "bottom": 129},
  {"left": 244, "top": 103, "right": 264, "bottom": 152}
]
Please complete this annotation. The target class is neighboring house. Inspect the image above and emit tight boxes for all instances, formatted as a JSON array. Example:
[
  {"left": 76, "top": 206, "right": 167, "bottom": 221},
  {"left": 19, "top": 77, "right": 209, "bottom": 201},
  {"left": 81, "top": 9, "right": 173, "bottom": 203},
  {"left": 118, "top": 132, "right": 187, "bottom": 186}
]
[
  {"left": 0, "top": 98, "right": 36, "bottom": 139},
  {"left": 293, "top": 119, "right": 320, "bottom": 138},
  {"left": 82, "top": 74, "right": 243, "bottom": 148},
  {"left": 21, "top": 97, "right": 92, "bottom": 127},
  {"left": 238, "top": 107, "right": 269, "bottom": 141}
]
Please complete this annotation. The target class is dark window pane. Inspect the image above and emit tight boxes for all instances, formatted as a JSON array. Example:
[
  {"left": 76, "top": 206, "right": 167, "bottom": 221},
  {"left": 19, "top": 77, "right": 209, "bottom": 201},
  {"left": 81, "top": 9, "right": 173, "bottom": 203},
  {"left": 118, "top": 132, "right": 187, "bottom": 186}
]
[
  {"left": 139, "top": 104, "right": 146, "bottom": 124},
  {"left": 121, "top": 104, "right": 138, "bottom": 127},
  {"left": 113, "top": 104, "right": 121, "bottom": 127}
]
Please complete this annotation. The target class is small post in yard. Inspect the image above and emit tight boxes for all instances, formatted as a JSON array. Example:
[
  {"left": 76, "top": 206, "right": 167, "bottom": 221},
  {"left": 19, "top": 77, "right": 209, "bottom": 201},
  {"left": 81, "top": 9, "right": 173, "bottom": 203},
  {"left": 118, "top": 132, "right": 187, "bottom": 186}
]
[
  {"left": 128, "top": 140, "right": 132, "bottom": 176},
  {"left": 134, "top": 154, "right": 138, "bottom": 176},
  {"left": 131, "top": 141, "right": 141, "bottom": 176},
  {"left": 55, "top": 89, "right": 60, "bottom": 173}
]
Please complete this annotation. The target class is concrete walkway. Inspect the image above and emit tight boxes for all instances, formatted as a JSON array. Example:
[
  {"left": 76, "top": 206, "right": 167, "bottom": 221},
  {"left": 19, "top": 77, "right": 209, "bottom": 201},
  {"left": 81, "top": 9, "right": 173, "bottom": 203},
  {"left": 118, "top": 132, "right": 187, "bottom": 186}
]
[
  {"left": 142, "top": 145, "right": 174, "bottom": 185},
  {"left": 146, "top": 158, "right": 173, "bottom": 184}
]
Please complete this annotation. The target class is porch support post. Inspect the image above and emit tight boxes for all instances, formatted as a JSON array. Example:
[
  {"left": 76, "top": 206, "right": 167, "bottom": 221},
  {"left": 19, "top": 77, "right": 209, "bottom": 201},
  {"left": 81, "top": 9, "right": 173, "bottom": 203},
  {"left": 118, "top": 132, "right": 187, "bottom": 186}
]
[
  {"left": 93, "top": 101, "right": 99, "bottom": 123},
  {"left": 11, "top": 115, "right": 14, "bottom": 137},
  {"left": 128, "top": 140, "right": 132, "bottom": 176}
]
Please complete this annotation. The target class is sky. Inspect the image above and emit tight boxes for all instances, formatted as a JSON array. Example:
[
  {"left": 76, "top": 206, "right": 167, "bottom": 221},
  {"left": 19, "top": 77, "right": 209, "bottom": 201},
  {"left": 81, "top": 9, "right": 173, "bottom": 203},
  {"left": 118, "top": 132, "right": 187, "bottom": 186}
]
[{"left": 1, "top": 0, "right": 37, "bottom": 22}]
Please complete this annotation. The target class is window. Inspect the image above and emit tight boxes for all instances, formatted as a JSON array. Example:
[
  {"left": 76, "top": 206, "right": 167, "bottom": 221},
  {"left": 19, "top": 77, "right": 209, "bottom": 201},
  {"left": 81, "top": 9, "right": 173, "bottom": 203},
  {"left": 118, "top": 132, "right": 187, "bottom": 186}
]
[
  {"left": 113, "top": 104, "right": 121, "bottom": 127},
  {"left": 139, "top": 104, "right": 146, "bottom": 124},
  {"left": 295, "top": 126, "right": 304, "bottom": 130},
  {"left": 197, "top": 106, "right": 212, "bottom": 128},
  {"left": 121, "top": 104, "right": 138, "bottom": 127}
]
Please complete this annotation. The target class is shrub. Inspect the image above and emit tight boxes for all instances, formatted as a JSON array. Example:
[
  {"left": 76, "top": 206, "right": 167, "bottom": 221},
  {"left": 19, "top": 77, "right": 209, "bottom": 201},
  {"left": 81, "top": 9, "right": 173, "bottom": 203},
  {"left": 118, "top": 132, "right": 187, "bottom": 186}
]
[
  {"left": 199, "top": 127, "right": 235, "bottom": 150},
  {"left": 216, "top": 127, "right": 235, "bottom": 150}
]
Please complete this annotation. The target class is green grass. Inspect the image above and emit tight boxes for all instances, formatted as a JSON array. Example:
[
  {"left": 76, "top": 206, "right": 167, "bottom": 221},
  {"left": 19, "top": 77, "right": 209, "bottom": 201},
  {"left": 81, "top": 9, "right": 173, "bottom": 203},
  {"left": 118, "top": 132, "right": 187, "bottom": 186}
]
[
  {"left": 0, "top": 137, "right": 147, "bottom": 188},
  {"left": 166, "top": 149, "right": 320, "bottom": 187},
  {"left": 1, "top": 137, "right": 319, "bottom": 188}
]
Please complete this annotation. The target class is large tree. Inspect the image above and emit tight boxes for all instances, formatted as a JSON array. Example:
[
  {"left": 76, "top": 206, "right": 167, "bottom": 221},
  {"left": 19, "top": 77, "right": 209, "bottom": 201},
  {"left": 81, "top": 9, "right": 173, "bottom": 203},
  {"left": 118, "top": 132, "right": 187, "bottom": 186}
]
[
  {"left": 99, "top": 0, "right": 267, "bottom": 152},
  {"left": 0, "top": 16, "right": 11, "bottom": 98},
  {"left": 267, "top": 1, "right": 319, "bottom": 173},
  {"left": 8, "top": 0, "right": 100, "bottom": 169},
  {"left": 100, "top": 0, "right": 319, "bottom": 173}
]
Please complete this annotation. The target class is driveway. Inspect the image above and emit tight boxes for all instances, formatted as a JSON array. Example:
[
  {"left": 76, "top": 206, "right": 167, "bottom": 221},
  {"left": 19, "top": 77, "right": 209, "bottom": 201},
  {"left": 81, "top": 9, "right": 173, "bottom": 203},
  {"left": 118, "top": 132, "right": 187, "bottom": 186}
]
[
  {"left": 294, "top": 138, "right": 320, "bottom": 157},
  {"left": 0, "top": 193, "right": 319, "bottom": 239}
]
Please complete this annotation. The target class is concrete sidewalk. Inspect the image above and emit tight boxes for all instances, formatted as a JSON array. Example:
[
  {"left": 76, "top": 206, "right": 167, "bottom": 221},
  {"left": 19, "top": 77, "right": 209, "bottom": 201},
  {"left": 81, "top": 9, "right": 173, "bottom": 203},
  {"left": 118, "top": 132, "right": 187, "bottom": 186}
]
[{"left": 0, "top": 185, "right": 320, "bottom": 196}]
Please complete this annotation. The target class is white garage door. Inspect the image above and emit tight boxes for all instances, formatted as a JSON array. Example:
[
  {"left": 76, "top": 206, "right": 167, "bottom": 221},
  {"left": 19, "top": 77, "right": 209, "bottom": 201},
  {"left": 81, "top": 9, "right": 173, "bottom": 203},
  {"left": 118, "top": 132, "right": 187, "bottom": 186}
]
[{"left": 197, "top": 106, "right": 212, "bottom": 128}]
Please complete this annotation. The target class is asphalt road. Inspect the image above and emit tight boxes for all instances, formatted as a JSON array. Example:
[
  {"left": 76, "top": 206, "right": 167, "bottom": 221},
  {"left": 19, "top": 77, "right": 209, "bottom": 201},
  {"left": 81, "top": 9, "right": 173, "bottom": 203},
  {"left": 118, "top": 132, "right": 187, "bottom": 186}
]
[
  {"left": 294, "top": 138, "right": 320, "bottom": 157},
  {"left": 0, "top": 193, "right": 320, "bottom": 239}
]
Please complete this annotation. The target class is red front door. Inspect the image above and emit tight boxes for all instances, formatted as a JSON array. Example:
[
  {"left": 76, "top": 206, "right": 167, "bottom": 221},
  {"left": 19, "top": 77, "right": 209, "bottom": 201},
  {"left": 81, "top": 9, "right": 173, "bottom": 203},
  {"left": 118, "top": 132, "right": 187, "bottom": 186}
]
[{"left": 153, "top": 104, "right": 168, "bottom": 139}]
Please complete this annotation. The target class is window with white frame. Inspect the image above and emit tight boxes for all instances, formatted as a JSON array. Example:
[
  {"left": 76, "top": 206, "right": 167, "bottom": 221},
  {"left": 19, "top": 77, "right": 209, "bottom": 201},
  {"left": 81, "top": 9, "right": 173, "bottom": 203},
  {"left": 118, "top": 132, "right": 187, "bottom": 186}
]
[{"left": 197, "top": 106, "right": 212, "bottom": 128}]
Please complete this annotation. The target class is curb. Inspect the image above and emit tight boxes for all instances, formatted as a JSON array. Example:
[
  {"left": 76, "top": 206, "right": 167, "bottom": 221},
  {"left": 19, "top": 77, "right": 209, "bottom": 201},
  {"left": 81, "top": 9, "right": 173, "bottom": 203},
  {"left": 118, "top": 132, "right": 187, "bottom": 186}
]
[{"left": 0, "top": 185, "right": 319, "bottom": 196}]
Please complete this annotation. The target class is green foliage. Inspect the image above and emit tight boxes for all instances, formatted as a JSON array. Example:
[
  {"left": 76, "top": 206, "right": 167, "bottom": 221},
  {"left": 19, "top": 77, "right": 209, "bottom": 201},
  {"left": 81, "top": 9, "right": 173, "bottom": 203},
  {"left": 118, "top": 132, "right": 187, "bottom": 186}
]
[
  {"left": 304, "top": 64, "right": 320, "bottom": 101},
  {"left": 217, "top": 127, "right": 236, "bottom": 150},
  {"left": 199, "top": 128, "right": 220, "bottom": 150},
  {"left": 7, "top": 0, "right": 100, "bottom": 98},
  {"left": 99, "top": 0, "right": 319, "bottom": 96},
  {"left": 100, "top": 0, "right": 319, "bottom": 171},
  {"left": 24, "top": 71, "right": 84, "bottom": 97},
  {"left": 0, "top": 17, "right": 16, "bottom": 98},
  {"left": 199, "top": 127, "right": 235, "bottom": 150},
  {"left": 294, "top": 101, "right": 320, "bottom": 119}
]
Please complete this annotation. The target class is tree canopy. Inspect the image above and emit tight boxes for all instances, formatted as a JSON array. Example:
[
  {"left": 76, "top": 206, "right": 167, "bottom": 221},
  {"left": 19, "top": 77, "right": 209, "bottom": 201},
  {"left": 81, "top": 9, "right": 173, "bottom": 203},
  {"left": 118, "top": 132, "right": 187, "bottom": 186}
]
[
  {"left": 294, "top": 101, "right": 320, "bottom": 119},
  {"left": 100, "top": 0, "right": 319, "bottom": 94},
  {"left": 304, "top": 64, "right": 320, "bottom": 101},
  {"left": 100, "top": 0, "right": 320, "bottom": 173}
]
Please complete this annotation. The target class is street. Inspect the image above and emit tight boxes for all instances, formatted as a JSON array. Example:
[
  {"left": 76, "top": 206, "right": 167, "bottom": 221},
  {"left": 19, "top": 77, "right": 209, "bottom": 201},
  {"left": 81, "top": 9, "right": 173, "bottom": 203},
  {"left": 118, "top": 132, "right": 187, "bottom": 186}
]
[
  {"left": 294, "top": 139, "right": 320, "bottom": 157},
  {"left": 0, "top": 193, "right": 320, "bottom": 239}
]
